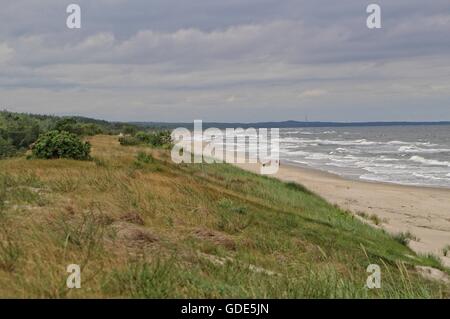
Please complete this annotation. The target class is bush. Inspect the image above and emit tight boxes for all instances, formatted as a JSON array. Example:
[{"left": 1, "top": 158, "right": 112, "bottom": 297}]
[
  {"left": 148, "top": 131, "right": 172, "bottom": 148},
  {"left": 442, "top": 245, "right": 450, "bottom": 257},
  {"left": 135, "top": 131, "right": 151, "bottom": 143},
  {"left": 0, "top": 137, "right": 16, "bottom": 159},
  {"left": 136, "top": 151, "right": 154, "bottom": 164},
  {"left": 119, "top": 130, "right": 172, "bottom": 148},
  {"left": 79, "top": 123, "right": 104, "bottom": 136},
  {"left": 32, "top": 130, "right": 91, "bottom": 160},
  {"left": 123, "top": 125, "right": 137, "bottom": 136},
  {"left": 392, "top": 231, "right": 418, "bottom": 246},
  {"left": 119, "top": 136, "right": 140, "bottom": 146}
]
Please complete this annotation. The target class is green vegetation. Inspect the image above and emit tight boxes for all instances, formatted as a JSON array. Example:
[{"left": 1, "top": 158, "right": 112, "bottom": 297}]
[
  {"left": 0, "top": 135, "right": 447, "bottom": 298},
  {"left": 356, "top": 211, "right": 388, "bottom": 226},
  {"left": 120, "top": 130, "right": 172, "bottom": 148},
  {"left": 31, "top": 131, "right": 91, "bottom": 160},
  {"left": 0, "top": 110, "right": 141, "bottom": 158},
  {"left": 118, "top": 136, "right": 141, "bottom": 146},
  {"left": 54, "top": 118, "right": 104, "bottom": 136},
  {"left": 443, "top": 245, "right": 450, "bottom": 257},
  {"left": 393, "top": 231, "right": 420, "bottom": 246},
  {"left": 0, "top": 111, "right": 42, "bottom": 158}
]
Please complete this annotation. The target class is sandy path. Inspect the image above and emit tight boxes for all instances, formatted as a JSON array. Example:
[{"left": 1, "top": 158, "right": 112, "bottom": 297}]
[{"left": 235, "top": 162, "right": 450, "bottom": 267}]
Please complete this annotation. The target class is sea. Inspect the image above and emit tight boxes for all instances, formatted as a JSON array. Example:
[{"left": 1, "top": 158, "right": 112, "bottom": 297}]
[{"left": 279, "top": 125, "right": 450, "bottom": 188}]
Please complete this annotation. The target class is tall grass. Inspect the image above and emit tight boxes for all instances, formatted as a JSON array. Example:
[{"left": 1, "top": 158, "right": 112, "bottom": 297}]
[{"left": 0, "top": 135, "right": 447, "bottom": 298}]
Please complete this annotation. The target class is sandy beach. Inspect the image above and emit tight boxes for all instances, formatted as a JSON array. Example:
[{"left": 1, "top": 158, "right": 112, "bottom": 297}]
[{"left": 235, "top": 161, "right": 450, "bottom": 267}]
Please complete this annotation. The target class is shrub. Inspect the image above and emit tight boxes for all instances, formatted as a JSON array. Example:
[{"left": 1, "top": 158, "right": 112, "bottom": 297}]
[
  {"left": 135, "top": 131, "right": 150, "bottom": 143},
  {"left": 392, "top": 231, "right": 418, "bottom": 246},
  {"left": 119, "top": 136, "right": 140, "bottom": 146},
  {"left": 123, "top": 125, "right": 137, "bottom": 136},
  {"left": 0, "top": 137, "right": 16, "bottom": 159},
  {"left": 32, "top": 130, "right": 91, "bottom": 160},
  {"left": 442, "top": 245, "right": 450, "bottom": 257},
  {"left": 119, "top": 130, "right": 172, "bottom": 148},
  {"left": 136, "top": 151, "right": 154, "bottom": 164},
  {"left": 148, "top": 131, "right": 172, "bottom": 148},
  {"left": 369, "top": 214, "right": 382, "bottom": 225},
  {"left": 79, "top": 123, "right": 103, "bottom": 136}
]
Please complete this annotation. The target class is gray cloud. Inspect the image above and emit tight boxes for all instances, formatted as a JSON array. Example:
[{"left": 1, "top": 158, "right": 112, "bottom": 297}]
[{"left": 0, "top": 0, "right": 449, "bottom": 121}]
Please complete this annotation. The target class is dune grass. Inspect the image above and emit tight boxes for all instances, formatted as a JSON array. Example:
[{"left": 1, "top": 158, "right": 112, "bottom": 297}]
[{"left": 0, "top": 135, "right": 447, "bottom": 298}]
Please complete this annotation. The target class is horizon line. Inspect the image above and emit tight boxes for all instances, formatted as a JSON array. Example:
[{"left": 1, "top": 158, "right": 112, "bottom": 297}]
[{"left": 3, "top": 109, "right": 450, "bottom": 126}]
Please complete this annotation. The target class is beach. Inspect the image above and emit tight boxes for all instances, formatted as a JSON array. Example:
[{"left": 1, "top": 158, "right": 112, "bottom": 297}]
[{"left": 235, "top": 161, "right": 450, "bottom": 267}]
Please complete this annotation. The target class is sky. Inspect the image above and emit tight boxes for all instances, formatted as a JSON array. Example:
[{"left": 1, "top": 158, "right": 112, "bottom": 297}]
[{"left": 0, "top": 0, "right": 449, "bottom": 122}]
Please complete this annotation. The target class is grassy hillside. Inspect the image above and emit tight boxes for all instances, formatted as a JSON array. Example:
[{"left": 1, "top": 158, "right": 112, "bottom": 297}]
[{"left": 0, "top": 135, "right": 448, "bottom": 298}]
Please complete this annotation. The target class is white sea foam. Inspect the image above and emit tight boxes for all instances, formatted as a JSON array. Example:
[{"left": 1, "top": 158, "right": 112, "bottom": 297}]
[
  {"left": 283, "top": 150, "right": 310, "bottom": 156},
  {"left": 413, "top": 172, "right": 450, "bottom": 181},
  {"left": 335, "top": 147, "right": 349, "bottom": 153},
  {"left": 398, "top": 145, "right": 450, "bottom": 154},
  {"left": 359, "top": 174, "right": 426, "bottom": 187},
  {"left": 278, "top": 127, "right": 450, "bottom": 188},
  {"left": 387, "top": 140, "right": 410, "bottom": 145},
  {"left": 287, "top": 138, "right": 378, "bottom": 146},
  {"left": 409, "top": 156, "right": 450, "bottom": 167},
  {"left": 290, "top": 159, "right": 310, "bottom": 165}
]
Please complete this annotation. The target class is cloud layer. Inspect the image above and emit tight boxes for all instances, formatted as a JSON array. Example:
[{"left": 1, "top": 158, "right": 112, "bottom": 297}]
[{"left": 1, "top": 0, "right": 449, "bottom": 121}]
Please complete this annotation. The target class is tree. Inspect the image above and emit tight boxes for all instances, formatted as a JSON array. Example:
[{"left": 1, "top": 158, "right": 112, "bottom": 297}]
[
  {"left": 54, "top": 118, "right": 82, "bottom": 135},
  {"left": 0, "top": 137, "right": 16, "bottom": 158}
]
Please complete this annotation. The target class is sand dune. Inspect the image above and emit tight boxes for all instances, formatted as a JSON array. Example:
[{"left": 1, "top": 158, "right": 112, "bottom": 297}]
[{"left": 235, "top": 162, "right": 450, "bottom": 267}]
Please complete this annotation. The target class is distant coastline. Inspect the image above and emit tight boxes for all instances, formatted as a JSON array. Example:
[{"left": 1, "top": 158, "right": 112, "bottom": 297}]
[
  {"left": 131, "top": 120, "right": 450, "bottom": 129},
  {"left": 4, "top": 110, "right": 450, "bottom": 129}
]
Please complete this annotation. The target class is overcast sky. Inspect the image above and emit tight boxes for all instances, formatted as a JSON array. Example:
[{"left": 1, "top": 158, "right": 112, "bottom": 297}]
[{"left": 0, "top": 0, "right": 449, "bottom": 122}]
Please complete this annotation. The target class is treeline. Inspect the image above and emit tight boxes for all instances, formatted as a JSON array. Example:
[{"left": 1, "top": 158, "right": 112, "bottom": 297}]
[{"left": 0, "top": 111, "right": 139, "bottom": 158}]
